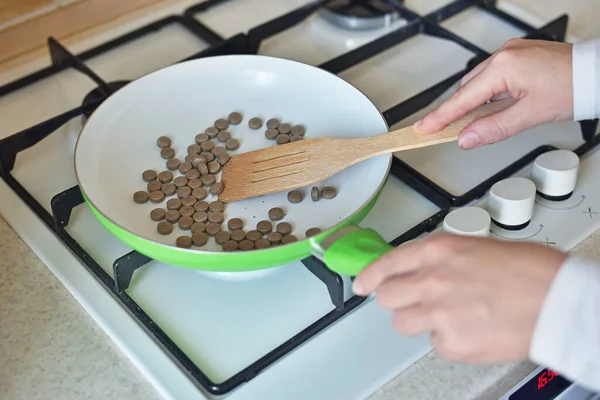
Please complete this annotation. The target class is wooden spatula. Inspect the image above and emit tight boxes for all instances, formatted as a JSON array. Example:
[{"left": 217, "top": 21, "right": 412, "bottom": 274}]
[{"left": 218, "top": 98, "right": 514, "bottom": 203}]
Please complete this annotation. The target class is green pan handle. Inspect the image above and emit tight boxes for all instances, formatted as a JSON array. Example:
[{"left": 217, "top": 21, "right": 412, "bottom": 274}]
[{"left": 322, "top": 228, "right": 393, "bottom": 276}]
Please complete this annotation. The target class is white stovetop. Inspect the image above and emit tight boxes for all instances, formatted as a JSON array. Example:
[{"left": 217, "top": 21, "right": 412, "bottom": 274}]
[{"left": 1, "top": 1, "right": 599, "bottom": 400}]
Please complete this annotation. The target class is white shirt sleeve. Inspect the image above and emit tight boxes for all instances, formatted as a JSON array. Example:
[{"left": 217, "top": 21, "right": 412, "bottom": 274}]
[
  {"left": 529, "top": 255, "right": 600, "bottom": 392},
  {"left": 572, "top": 39, "right": 600, "bottom": 121}
]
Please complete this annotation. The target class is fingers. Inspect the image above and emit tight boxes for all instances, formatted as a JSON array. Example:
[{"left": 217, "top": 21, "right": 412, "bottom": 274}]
[{"left": 392, "top": 304, "right": 434, "bottom": 336}]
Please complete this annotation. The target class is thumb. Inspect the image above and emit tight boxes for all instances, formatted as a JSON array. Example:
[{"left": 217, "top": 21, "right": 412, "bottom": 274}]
[{"left": 458, "top": 99, "right": 530, "bottom": 149}]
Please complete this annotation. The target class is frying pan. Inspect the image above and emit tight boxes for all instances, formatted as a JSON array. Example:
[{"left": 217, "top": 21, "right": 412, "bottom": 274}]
[{"left": 74, "top": 55, "right": 395, "bottom": 277}]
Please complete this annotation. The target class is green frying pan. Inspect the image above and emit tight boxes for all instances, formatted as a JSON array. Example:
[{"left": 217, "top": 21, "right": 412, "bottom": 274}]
[{"left": 74, "top": 55, "right": 394, "bottom": 276}]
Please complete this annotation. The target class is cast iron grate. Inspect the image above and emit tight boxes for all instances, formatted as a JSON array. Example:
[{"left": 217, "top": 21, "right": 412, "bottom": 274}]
[{"left": 0, "top": 0, "right": 597, "bottom": 395}]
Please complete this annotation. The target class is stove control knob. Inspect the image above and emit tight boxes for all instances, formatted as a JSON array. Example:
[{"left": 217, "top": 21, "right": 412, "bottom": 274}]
[
  {"left": 442, "top": 206, "right": 491, "bottom": 237},
  {"left": 487, "top": 177, "right": 536, "bottom": 230},
  {"left": 531, "top": 150, "right": 579, "bottom": 201}
]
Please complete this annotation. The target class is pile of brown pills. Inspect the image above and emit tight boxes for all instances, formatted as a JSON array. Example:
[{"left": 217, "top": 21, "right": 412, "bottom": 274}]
[{"left": 263, "top": 118, "right": 307, "bottom": 145}]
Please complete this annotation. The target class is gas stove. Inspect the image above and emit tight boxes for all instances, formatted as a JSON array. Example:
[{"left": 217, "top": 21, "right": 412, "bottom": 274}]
[{"left": 1, "top": 1, "right": 599, "bottom": 399}]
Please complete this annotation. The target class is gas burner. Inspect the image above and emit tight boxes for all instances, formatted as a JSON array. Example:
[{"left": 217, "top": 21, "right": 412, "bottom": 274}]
[
  {"left": 81, "top": 80, "right": 130, "bottom": 119},
  {"left": 320, "top": 0, "right": 402, "bottom": 31}
]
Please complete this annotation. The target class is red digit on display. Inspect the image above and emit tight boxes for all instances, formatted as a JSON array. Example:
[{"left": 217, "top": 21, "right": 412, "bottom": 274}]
[{"left": 538, "top": 372, "right": 548, "bottom": 390}]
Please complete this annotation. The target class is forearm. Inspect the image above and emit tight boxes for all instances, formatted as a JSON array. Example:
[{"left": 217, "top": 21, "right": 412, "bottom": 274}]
[
  {"left": 573, "top": 39, "right": 600, "bottom": 121},
  {"left": 529, "top": 255, "right": 600, "bottom": 392}
]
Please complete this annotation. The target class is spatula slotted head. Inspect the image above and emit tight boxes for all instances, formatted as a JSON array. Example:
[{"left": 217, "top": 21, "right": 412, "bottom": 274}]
[{"left": 219, "top": 138, "right": 340, "bottom": 203}]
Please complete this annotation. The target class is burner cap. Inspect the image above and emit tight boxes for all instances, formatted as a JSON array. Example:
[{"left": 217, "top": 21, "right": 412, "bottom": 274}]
[
  {"left": 320, "top": 0, "right": 402, "bottom": 30},
  {"left": 81, "top": 80, "right": 130, "bottom": 118}
]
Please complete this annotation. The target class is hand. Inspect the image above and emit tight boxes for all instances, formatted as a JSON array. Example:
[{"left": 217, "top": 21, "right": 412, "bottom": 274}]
[
  {"left": 413, "top": 38, "right": 574, "bottom": 149},
  {"left": 352, "top": 233, "right": 566, "bottom": 364}
]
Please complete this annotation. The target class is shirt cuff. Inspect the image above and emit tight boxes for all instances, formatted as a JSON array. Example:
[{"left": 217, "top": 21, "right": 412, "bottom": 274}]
[
  {"left": 572, "top": 39, "right": 600, "bottom": 121},
  {"left": 529, "top": 255, "right": 600, "bottom": 392}
]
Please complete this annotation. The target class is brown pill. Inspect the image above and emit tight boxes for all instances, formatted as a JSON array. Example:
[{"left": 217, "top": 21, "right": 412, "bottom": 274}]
[
  {"left": 306, "top": 227, "right": 322, "bottom": 238},
  {"left": 179, "top": 162, "right": 193, "bottom": 174},
  {"left": 185, "top": 154, "right": 196, "bottom": 163},
  {"left": 165, "top": 210, "right": 181, "bottom": 223},
  {"left": 278, "top": 123, "right": 292, "bottom": 134},
  {"left": 217, "top": 131, "right": 231, "bottom": 143},
  {"left": 178, "top": 216, "right": 194, "bottom": 231},
  {"left": 201, "top": 175, "right": 216, "bottom": 187},
  {"left": 230, "top": 229, "right": 246, "bottom": 242},
  {"left": 150, "top": 208, "right": 166, "bottom": 221},
  {"left": 321, "top": 186, "right": 337, "bottom": 199},
  {"left": 192, "top": 156, "right": 207, "bottom": 168},
  {"left": 267, "top": 231, "right": 282, "bottom": 244},
  {"left": 158, "top": 171, "right": 173, "bottom": 183},
  {"left": 195, "top": 133, "right": 209, "bottom": 144},
  {"left": 192, "top": 187, "right": 208, "bottom": 200},
  {"left": 217, "top": 152, "right": 231, "bottom": 165},
  {"left": 166, "top": 158, "right": 181, "bottom": 171},
  {"left": 157, "top": 221, "right": 173, "bottom": 235},
  {"left": 268, "top": 207, "right": 285, "bottom": 221},
  {"left": 211, "top": 147, "right": 227, "bottom": 157},
  {"left": 149, "top": 191, "right": 165, "bottom": 203},
  {"left": 227, "top": 218, "right": 244, "bottom": 231},
  {"left": 246, "top": 230, "right": 262, "bottom": 242},
  {"left": 161, "top": 183, "right": 176, "bottom": 196},
  {"left": 276, "top": 134, "right": 290, "bottom": 145},
  {"left": 208, "top": 161, "right": 221, "bottom": 174},
  {"left": 166, "top": 198, "right": 182, "bottom": 210},
  {"left": 223, "top": 240, "right": 239, "bottom": 252},
  {"left": 266, "top": 118, "right": 280, "bottom": 129},
  {"left": 215, "top": 231, "right": 231, "bottom": 245},
  {"left": 157, "top": 136, "right": 171, "bottom": 148},
  {"left": 194, "top": 201, "right": 209, "bottom": 212},
  {"left": 209, "top": 201, "right": 224, "bottom": 212},
  {"left": 291, "top": 125, "right": 305, "bottom": 136},
  {"left": 208, "top": 211, "right": 224, "bottom": 224},
  {"left": 197, "top": 162, "right": 209, "bottom": 176},
  {"left": 276, "top": 222, "right": 292, "bottom": 235},
  {"left": 202, "top": 152, "right": 215, "bottom": 162},
  {"left": 191, "top": 221, "right": 206, "bottom": 233},
  {"left": 180, "top": 205, "right": 195, "bottom": 217},
  {"left": 192, "top": 232, "right": 208, "bottom": 247},
  {"left": 255, "top": 238, "right": 271, "bottom": 249},
  {"left": 186, "top": 169, "right": 200, "bottom": 180},
  {"left": 187, "top": 144, "right": 202, "bottom": 155},
  {"left": 248, "top": 117, "right": 263, "bottom": 129},
  {"left": 187, "top": 178, "right": 203, "bottom": 189},
  {"left": 147, "top": 181, "right": 162, "bottom": 192},
  {"left": 311, "top": 186, "right": 321, "bottom": 201},
  {"left": 206, "top": 222, "right": 222, "bottom": 236},
  {"left": 257, "top": 220, "right": 273, "bottom": 235},
  {"left": 181, "top": 195, "right": 197, "bottom": 207},
  {"left": 290, "top": 135, "right": 303, "bottom": 142},
  {"left": 225, "top": 138, "right": 240, "bottom": 151},
  {"left": 201, "top": 141, "right": 215, "bottom": 152},
  {"left": 177, "top": 186, "right": 192, "bottom": 199},
  {"left": 205, "top": 127, "right": 219, "bottom": 138},
  {"left": 215, "top": 118, "right": 229, "bottom": 131},
  {"left": 173, "top": 176, "right": 187, "bottom": 188},
  {"left": 142, "top": 170, "right": 157, "bottom": 182},
  {"left": 281, "top": 234, "right": 298, "bottom": 244},
  {"left": 287, "top": 190, "right": 304, "bottom": 204},
  {"left": 239, "top": 239, "right": 254, "bottom": 251},
  {"left": 176, "top": 236, "right": 192, "bottom": 249},
  {"left": 193, "top": 211, "right": 208, "bottom": 223},
  {"left": 133, "top": 191, "right": 149, "bottom": 204},
  {"left": 265, "top": 129, "right": 279, "bottom": 140},
  {"left": 210, "top": 182, "right": 224, "bottom": 195},
  {"left": 228, "top": 112, "right": 243, "bottom": 125},
  {"left": 160, "top": 147, "right": 175, "bottom": 159}
]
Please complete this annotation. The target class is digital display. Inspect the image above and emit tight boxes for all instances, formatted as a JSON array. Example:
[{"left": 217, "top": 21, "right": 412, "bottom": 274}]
[{"left": 509, "top": 368, "right": 571, "bottom": 400}]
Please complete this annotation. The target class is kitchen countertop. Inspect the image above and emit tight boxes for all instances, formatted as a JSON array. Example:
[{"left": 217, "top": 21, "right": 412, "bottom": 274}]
[{"left": 1, "top": 1, "right": 600, "bottom": 399}]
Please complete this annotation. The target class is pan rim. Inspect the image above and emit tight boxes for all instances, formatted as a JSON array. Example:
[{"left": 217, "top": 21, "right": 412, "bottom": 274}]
[{"left": 74, "top": 54, "right": 392, "bottom": 257}]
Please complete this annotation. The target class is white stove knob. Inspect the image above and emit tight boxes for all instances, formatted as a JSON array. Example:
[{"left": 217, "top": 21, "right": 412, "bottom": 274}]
[
  {"left": 531, "top": 150, "right": 579, "bottom": 201},
  {"left": 442, "top": 207, "right": 490, "bottom": 237},
  {"left": 487, "top": 177, "right": 536, "bottom": 230}
]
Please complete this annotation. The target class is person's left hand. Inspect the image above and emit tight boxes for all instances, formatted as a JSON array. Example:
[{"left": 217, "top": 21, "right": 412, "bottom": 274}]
[{"left": 352, "top": 233, "right": 567, "bottom": 364}]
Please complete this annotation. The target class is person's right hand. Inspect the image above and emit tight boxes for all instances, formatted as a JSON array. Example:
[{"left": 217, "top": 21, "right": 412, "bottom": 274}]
[{"left": 413, "top": 38, "right": 574, "bottom": 149}]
